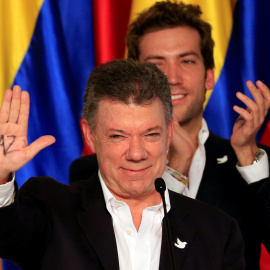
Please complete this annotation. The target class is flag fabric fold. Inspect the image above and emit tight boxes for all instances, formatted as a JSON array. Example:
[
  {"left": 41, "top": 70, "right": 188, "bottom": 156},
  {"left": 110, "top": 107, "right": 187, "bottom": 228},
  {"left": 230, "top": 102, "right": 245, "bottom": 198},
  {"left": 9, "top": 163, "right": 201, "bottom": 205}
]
[
  {"left": 205, "top": 0, "right": 270, "bottom": 142},
  {"left": 10, "top": 0, "right": 95, "bottom": 187},
  {"left": 1, "top": 1, "right": 95, "bottom": 268}
]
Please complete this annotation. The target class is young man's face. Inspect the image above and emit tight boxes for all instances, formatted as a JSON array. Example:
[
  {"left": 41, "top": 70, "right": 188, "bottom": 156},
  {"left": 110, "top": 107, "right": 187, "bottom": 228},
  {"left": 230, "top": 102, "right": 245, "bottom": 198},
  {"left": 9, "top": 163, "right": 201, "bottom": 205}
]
[
  {"left": 139, "top": 26, "right": 215, "bottom": 126},
  {"left": 83, "top": 98, "right": 172, "bottom": 201}
]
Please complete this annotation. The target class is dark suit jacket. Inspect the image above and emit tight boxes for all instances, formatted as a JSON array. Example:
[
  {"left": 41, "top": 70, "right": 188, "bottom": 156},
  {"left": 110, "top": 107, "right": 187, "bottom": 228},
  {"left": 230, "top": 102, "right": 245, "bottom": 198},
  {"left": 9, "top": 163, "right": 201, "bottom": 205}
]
[
  {"left": 69, "top": 132, "right": 270, "bottom": 270},
  {"left": 197, "top": 132, "right": 270, "bottom": 270},
  {"left": 0, "top": 173, "right": 245, "bottom": 269}
]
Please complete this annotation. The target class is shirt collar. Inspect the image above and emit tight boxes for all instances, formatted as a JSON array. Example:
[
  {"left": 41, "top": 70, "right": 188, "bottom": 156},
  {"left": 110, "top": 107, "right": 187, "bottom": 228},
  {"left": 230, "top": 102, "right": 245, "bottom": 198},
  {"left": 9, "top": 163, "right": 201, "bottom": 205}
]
[
  {"left": 199, "top": 118, "right": 210, "bottom": 146},
  {"left": 99, "top": 170, "right": 171, "bottom": 213}
]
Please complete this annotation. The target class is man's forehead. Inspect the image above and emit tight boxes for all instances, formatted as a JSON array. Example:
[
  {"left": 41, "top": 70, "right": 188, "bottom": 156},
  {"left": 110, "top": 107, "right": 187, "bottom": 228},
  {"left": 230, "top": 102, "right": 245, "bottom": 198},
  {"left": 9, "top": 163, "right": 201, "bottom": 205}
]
[
  {"left": 140, "top": 25, "right": 201, "bottom": 41},
  {"left": 96, "top": 98, "right": 167, "bottom": 128},
  {"left": 97, "top": 97, "right": 161, "bottom": 110},
  {"left": 139, "top": 26, "right": 202, "bottom": 56}
]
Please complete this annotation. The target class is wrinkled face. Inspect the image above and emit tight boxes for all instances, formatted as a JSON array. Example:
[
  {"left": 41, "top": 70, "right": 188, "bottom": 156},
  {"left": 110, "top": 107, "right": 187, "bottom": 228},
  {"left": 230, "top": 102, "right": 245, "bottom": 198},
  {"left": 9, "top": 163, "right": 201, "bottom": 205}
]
[
  {"left": 83, "top": 98, "right": 172, "bottom": 200},
  {"left": 139, "top": 26, "right": 214, "bottom": 126}
]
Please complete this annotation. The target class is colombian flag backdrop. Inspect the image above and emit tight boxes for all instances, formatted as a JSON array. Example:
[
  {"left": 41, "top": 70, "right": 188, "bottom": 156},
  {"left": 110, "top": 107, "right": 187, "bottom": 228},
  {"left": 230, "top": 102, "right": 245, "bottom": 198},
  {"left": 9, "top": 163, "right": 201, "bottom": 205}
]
[{"left": 1, "top": 0, "right": 270, "bottom": 269}]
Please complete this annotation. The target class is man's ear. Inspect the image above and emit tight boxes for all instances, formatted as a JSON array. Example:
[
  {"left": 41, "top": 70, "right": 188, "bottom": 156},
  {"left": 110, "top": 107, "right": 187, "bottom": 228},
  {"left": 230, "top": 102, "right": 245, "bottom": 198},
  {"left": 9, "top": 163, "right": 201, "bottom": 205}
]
[
  {"left": 205, "top": 68, "right": 215, "bottom": 90},
  {"left": 81, "top": 119, "right": 96, "bottom": 153}
]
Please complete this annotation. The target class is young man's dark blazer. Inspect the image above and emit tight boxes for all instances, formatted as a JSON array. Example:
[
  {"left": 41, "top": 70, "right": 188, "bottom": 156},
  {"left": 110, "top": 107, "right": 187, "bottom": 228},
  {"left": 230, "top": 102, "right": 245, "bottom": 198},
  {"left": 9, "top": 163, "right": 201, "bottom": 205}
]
[
  {"left": 69, "top": 132, "right": 270, "bottom": 270},
  {"left": 196, "top": 132, "right": 270, "bottom": 269},
  {"left": 0, "top": 172, "right": 245, "bottom": 269}
]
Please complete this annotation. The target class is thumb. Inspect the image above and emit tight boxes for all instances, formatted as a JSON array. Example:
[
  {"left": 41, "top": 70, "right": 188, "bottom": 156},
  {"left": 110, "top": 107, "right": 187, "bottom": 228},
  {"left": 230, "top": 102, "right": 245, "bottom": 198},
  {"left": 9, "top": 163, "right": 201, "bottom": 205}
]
[{"left": 27, "top": 135, "right": 56, "bottom": 160}]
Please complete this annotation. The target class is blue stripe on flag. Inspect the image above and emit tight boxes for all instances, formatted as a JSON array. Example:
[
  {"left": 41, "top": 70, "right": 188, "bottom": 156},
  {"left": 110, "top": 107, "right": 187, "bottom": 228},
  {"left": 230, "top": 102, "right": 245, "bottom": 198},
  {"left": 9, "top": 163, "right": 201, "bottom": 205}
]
[
  {"left": 4, "top": 1, "right": 95, "bottom": 267},
  {"left": 204, "top": 0, "right": 270, "bottom": 140},
  {"left": 12, "top": 0, "right": 95, "bottom": 187}
]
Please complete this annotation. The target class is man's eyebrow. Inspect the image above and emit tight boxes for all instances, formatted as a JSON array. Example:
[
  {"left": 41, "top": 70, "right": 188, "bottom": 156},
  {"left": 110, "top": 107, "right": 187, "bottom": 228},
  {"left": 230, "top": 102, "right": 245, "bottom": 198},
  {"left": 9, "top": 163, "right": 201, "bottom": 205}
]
[
  {"left": 108, "top": 126, "right": 162, "bottom": 134},
  {"left": 144, "top": 126, "right": 162, "bottom": 133},
  {"left": 108, "top": 129, "right": 126, "bottom": 134},
  {"left": 143, "top": 55, "right": 165, "bottom": 61},
  {"left": 143, "top": 51, "right": 200, "bottom": 61},
  {"left": 179, "top": 51, "right": 200, "bottom": 58}
]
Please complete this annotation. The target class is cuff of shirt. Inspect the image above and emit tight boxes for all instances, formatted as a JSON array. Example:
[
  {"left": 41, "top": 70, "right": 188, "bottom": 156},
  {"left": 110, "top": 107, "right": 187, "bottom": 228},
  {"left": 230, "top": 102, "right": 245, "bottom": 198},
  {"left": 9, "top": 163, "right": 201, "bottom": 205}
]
[
  {"left": 236, "top": 149, "right": 269, "bottom": 184},
  {"left": 162, "top": 171, "right": 187, "bottom": 194},
  {"left": 0, "top": 172, "right": 15, "bottom": 207}
]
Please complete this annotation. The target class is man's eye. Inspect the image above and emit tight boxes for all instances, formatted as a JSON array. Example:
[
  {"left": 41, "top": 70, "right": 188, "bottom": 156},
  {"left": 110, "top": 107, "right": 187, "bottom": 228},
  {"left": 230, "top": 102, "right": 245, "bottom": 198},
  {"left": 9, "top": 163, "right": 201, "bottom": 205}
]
[
  {"left": 145, "top": 133, "right": 160, "bottom": 141},
  {"left": 146, "top": 60, "right": 163, "bottom": 68},
  {"left": 183, "top": 59, "right": 195, "bottom": 64},
  {"left": 109, "top": 135, "right": 125, "bottom": 141}
]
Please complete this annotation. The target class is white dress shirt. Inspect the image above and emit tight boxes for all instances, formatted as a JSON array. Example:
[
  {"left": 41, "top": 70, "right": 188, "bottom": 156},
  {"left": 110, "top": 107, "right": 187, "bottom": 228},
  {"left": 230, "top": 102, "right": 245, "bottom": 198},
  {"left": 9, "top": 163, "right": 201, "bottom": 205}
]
[
  {"left": 164, "top": 118, "right": 270, "bottom": 199},
  {"left": 0, "top": 171, "right": 171, "bottom": 270},
  {"left": 0, "top": 172, "right": 15, "bottom": 206},
  {"left": 99, "top": 171, "right": 170, "bottom": 270}
]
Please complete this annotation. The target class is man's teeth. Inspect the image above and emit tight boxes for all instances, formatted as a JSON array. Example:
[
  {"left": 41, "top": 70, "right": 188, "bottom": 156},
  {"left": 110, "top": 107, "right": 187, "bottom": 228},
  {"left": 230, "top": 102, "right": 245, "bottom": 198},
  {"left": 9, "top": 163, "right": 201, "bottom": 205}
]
[{"left": 171, "top": 94, "right": 184, "bottom": 100}]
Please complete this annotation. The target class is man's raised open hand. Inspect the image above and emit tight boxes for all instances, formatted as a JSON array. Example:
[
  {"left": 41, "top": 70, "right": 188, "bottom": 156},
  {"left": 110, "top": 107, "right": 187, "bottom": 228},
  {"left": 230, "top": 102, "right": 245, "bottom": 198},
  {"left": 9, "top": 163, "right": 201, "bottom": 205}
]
[
  {"left": 0, "top": 86, "right": 55, "bottom": 183},
  {"left": 231, "top": 80, "right": 270, "bottom": 165}
]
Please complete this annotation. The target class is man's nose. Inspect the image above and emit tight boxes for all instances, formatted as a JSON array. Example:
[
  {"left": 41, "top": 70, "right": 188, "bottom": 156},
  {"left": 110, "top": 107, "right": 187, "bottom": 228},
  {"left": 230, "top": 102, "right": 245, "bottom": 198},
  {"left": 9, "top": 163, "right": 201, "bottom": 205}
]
[
  {"left": 164, "top": 62, "right": 183, "bottom": 87},
  {"left": 125, "top": 137, "right": 147, "bottom": 161}
]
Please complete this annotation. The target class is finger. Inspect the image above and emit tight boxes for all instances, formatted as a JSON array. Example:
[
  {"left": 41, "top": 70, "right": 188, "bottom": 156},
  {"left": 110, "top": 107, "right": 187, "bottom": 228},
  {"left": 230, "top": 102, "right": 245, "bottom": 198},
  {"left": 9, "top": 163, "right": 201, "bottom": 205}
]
[
  {"left": 0, "top": 89, "right": 13, "bottom": 124},
  {"left": 256, "top": 80, "right": 270, "bottom": 101},
  {"left": 18, "top": 91, "right": 30, "bottom": 134},
  {"left": 256, "top": 80, "right": 270, "bottom": 115},
  {"left": 172, "top": 120, "right": 181, "bottom": 133},
  {"left": 172, "top": 116, "right": 182, "bottom": 134},
  {"left": 233, "top": 105, "right": 254, "bottom": 125},
  {"left": 170, "top": 122, "right": 195, "bottom": 153},
  {"left": 25, "top": 135, "right": 56, "bottom": 161},
  {"left": 246, "top": 81, "right": 264, "bottom": 123},
  {"left": 236, "top": 91, "right": 260, "bottom": 125},
  {"left": 246, "top": 80, "right": 263, "bottom": 103},
  {"left": 9, "top": 85, "right": 22, "bottom": 123}
]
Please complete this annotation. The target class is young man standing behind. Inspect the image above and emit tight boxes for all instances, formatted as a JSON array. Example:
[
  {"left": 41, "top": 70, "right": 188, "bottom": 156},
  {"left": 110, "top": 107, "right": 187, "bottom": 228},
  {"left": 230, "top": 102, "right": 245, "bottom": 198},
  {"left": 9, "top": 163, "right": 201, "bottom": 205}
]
[{"left": 125, "top": 2, "right": 270, "bottom": 269}]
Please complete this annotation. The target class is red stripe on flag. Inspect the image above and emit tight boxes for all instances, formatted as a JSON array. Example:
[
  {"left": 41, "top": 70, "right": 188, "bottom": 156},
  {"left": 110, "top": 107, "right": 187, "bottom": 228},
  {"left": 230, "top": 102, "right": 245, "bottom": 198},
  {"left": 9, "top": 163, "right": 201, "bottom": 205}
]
[
  {"left": 82, "top": 0, "right": 132, "bottom": 155},
  {"left": 92, "top": 0, "right": 132, "bottom": 65},
  {"left": 260, "top": 120, "right": 270, "bottom": 147}
]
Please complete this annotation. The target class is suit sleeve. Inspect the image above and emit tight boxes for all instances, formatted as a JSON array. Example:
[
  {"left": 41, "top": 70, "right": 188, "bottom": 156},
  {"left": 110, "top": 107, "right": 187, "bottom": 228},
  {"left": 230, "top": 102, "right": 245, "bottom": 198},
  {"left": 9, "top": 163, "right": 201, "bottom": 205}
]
[
  {"left": 246, "top": 145, "right": 270, "bottom": 253},
  {"left": 223, "top": 218, "right": 246, "bottom": 269},
  {"left": 0, "top": 178, "right": 49, "bottom": 268},
  {"left": 249, "top": 176, "right": 270, "bottom": 252}
]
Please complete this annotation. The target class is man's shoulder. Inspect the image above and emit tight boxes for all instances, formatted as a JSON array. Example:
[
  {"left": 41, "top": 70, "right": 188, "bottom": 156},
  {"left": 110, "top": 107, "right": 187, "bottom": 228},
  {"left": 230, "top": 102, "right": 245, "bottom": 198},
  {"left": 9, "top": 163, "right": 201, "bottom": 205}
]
[
  {"left": 21, "top": 176, "right": 68, "bottom": 191},
  {"left": 69, "top": 154, "right": 98, "bottom": 183},
  {"left": 205, "top": 132, "right": 237, "bottom": 163},
  {"left": 169, "top": 190, "right": 237, "bottom": 226},
  {"left": 19, "top": 173, "right": 100, "bottom": 203},
  {"left": 206, "top": 132, "right": 231, "bottom": 150},
  {"left": 18, "top": 176, "right": 81, "bottom": 205}
]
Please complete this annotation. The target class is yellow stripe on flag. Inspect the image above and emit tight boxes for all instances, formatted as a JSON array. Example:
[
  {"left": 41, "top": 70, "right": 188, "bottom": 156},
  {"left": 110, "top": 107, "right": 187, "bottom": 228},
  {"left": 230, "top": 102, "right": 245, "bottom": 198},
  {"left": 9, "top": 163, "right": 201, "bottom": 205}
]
[
  {"left": 0, "top": 0, "right": 44, "bottom": 103},
  {"left": 129, "top": 0, "right": 237, "bottom": 107}
]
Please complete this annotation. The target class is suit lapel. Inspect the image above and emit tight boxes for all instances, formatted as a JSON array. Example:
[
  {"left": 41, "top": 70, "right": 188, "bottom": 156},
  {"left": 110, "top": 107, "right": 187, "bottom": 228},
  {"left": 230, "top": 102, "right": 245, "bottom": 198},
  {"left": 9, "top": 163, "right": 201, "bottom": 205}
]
[
  {"left": 76, "top": 173, "right": 119, "bottom": 270},
  {"left": 196, "top": 132, "right": 236, "bottom": 208},
  {"left": 159, "top": 192, "right": 196, "bottom": 269}
]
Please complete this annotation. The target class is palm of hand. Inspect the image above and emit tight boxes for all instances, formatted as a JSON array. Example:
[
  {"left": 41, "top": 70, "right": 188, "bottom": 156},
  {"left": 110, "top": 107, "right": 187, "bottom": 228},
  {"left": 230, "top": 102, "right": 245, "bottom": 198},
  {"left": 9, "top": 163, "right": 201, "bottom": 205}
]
[{"left": 0, "top": 122, "right": 29, "bottom": 174}]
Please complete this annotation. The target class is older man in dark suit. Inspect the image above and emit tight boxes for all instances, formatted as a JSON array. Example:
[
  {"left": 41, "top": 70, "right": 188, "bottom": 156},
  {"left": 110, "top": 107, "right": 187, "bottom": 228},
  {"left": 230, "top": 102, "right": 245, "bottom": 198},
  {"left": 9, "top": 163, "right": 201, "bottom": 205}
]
[{"left": 0, "top": 59, "right": 244, "bottom": 269}]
